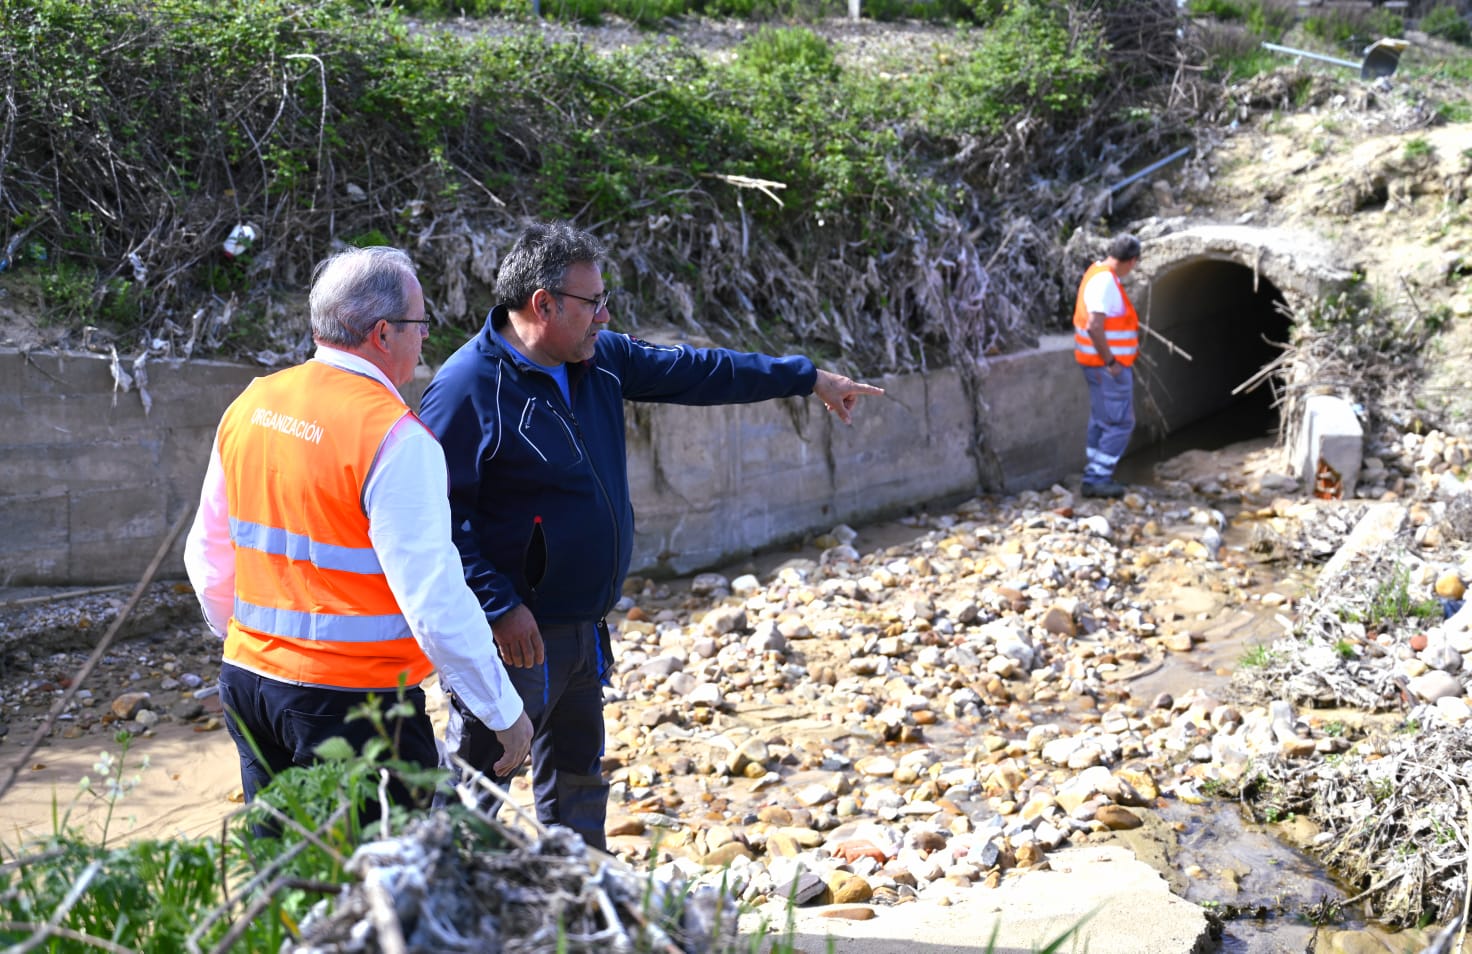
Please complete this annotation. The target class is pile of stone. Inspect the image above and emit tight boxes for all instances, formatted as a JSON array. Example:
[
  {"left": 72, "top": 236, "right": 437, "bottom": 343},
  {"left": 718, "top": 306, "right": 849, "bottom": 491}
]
[
  {"left": 1359, "top": 426, "right": 1472, "bottom": 505},
  {"left": 586, "top": 487, "right": 1282, "bottom": 914},
  {"left": 567, "top": 428, "right": 1472, "bottom": 934}
]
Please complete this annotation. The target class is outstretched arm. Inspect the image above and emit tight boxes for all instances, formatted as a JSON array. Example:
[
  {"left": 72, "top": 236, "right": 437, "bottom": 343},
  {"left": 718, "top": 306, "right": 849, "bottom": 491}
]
[{"left": 813, "top": 369, "right": 885, "bottom": 425}]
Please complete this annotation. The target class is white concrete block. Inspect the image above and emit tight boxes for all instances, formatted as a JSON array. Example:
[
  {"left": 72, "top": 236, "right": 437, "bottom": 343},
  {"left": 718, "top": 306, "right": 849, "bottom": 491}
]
[{"left": 1295, "top": 394, "right": 1363, "bottom": 498}]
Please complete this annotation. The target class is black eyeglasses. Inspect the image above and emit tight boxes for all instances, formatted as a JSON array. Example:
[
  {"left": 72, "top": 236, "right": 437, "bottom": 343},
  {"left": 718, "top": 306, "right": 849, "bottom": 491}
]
[
  {"left": 549, "top": 288, "right": 611, "bottom": 313},
  {"left": 387, "top": 319, "right": 432, "bottom": 325}
]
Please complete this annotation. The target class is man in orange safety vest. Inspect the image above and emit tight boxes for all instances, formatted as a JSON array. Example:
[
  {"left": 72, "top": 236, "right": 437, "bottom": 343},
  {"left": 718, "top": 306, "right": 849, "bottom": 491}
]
[
  {"left": 185, "top": 246, "right": 532, "bottom": 821},
  {"left": 1072, "top": 234, "right": 1142, "bottom": 499}
]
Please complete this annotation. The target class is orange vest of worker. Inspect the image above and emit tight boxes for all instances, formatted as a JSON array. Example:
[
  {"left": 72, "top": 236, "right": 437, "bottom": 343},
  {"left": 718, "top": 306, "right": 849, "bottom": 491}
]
[
  {"left": 217, "top": 360, "right": 433, "bottom": 691},
  {"left": 1073, "top": 261, "right": 1139, "bottom": 367}
]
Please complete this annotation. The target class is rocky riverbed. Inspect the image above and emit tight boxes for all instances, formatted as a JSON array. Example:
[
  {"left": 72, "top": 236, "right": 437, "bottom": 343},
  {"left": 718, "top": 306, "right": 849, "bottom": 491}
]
[{"left": 3, "top": 424, "right": 1472, "bottom": 953}]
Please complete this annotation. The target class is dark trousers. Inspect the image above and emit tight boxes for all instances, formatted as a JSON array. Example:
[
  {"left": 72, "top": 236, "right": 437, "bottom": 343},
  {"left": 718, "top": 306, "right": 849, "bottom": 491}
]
[
  {"left": 217, "top": 662, "right": 440, "bottom": 822},
  {"left": 441, "top": 620, "right": 611, "bottom": 851}
]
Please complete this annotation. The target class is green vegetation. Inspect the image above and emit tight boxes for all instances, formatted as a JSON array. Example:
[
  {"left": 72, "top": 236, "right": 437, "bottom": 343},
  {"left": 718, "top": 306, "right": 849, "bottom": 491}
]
[
  {"left": 1435, "top": 99, "right": 1472, "bottom": 123},
  {"left": 1366, "top": 568, "right": 1443, "bottom": 627},
  {"left": 377, "top": 0, "right": 982, "bottom": 26},
  {"left": 0, "top": 0, "right": 1191, "bottom": 373},
  {"left": 1181, "top": 0, "right": 1294, "bottom": 36},
  {"left": 1403, "top": 136, "right": 1433, "bottom": 160},
  {"left": 1, "top": 712, "right": 1089, "bottom": 952},
  {"left": 1337, "top": 568, "right": 1442, "bottom": 631},
  {"left": 1422, "top": 5, "right": 1472, "bottom": 46},
  {"left": 0, "top": 701, "right": 446, "bottom": 952},
  {"left": 1302, "top": 5, "right": 1402, "bottom": 48},
  {"left": 1260, "top": 804, "right": 1294, "bottom": 823},
  {"left": 4, "top": 697, "right": 817, "bottom": 953},
  {"left": 1240, "top": 643, "right": 1283, "bottom": 668}
]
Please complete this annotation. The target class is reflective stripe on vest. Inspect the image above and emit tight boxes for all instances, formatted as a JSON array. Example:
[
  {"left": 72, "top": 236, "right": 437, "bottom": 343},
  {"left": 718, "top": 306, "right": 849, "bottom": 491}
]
[
  {"left": 1073, "top": 261, "right": 1139, "bottom": 367},
  {"left": 218, "top": 360, "right": 433, "bottom": 691},
  {"left": 229, "top": 517, "right": 384, "bottom": 574}
]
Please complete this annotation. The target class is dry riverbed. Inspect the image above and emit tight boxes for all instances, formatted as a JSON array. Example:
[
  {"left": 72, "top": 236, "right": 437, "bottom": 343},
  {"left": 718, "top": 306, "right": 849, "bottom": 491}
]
[{"left": 3, "top": 425, "right": 1472, "bottom": 953}]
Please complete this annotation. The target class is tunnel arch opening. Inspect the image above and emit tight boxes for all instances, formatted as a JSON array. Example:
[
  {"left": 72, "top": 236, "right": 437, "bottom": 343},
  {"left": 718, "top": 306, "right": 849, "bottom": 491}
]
[{"left": 1122, "top": 255, "right": 1296, "bottom": 474}]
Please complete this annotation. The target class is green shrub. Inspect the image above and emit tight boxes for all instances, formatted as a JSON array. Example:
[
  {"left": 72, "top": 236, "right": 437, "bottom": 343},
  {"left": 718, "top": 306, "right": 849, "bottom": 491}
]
[
  {"left": 0, "top": 0, "right": 1207, "bottom": 370},
  {"left": 1423, "top": 5, "right": 1472, "bottom": 46},
  {"left": 1187, "top": 0, "right": 1244, "bottom": 20},
  {"left": 1243, "top": 0, "right": 1294, "bottom": 39},
  {"left": 1303, "top": 6, "right": 1403, "bottom": 48},
  {"left": 1166, "top": 0, "right": 1292, "bottom": 37},
  {"left": 924, "top": 0, "right": 1107, "bottom": 135},
  {"left": 735, "top": 25, "right": 840, "bottom": 79},
  {"left": 1200, "top": 24, "right": 1284, "bottom": 80}
]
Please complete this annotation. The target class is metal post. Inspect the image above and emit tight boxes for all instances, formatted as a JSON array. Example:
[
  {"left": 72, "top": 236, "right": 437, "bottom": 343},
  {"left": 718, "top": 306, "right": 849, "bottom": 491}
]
[
  {"left": 1261, "top": 42, "right": 1361, "bottom": 71},
  {"left": 1109, "top": 147, "right": 1193, "bottom": 195}
]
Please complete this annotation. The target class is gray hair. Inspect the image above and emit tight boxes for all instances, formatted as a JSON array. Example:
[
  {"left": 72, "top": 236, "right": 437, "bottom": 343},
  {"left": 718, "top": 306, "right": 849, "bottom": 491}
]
[
  {"left": 1108, "top": 234, "right": 1142, "bottom": 263},
  {"left": 496, "top": 222, "right": 607, "bottom": 309},
  {"left": 309, "top": 246, "right": 418, "bottom": 346}
]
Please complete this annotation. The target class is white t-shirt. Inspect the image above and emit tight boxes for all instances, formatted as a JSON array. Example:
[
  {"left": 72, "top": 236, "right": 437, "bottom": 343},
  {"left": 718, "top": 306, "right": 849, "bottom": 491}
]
[{"left": 1082, "top": 268, "right": 1125, "bottom": 317}]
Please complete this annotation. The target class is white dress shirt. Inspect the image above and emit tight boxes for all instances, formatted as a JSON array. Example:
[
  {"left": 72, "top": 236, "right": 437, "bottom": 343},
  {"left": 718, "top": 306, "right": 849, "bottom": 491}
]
[{"left": 183, "top": 345, "right": 523, "bottom": 731}]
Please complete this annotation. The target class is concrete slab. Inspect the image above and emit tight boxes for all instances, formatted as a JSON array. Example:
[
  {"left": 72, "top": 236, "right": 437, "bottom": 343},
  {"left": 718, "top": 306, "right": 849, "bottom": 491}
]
[
  {"left": 1294, "top": 394, "right": 1363, "bottom": 498},
  {"left": 741, "top": 845, "right": 1213, "bottom": 954},
  {"left": 1319, "top": 501, "right": 1409, "bottom": 582}
]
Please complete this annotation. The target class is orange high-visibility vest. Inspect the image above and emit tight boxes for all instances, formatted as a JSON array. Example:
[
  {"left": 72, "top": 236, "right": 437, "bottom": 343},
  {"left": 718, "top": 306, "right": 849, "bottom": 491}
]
[
  {"left": 1073, "top": 262, "right": 1139, "bottom": 367},
  {"left": 217, "top": 360, "right": 433, "bottom": 691}
]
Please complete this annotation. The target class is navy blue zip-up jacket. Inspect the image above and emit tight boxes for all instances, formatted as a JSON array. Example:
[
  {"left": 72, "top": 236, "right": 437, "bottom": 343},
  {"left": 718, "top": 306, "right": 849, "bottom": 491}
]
[{"left": 418, "top": 306, "right": 818, "bottom": 627}]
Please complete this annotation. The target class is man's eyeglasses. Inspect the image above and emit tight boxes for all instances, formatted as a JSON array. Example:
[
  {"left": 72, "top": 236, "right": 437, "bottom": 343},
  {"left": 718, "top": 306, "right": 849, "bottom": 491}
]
[
  {"left": 550, "top": 288, "right": 611, "bottom": 313},
  {"left": 387, "top": 319, "right": 432, "bottom": 325}
]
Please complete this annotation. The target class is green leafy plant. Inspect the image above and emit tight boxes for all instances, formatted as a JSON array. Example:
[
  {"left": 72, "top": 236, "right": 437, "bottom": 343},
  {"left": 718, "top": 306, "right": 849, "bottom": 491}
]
[
  {"left": 1422, "top": 5, "right": 1471, "bottom": 46},
  {"left": 1186, "top": 0, "right": 1244, "bottom": 20},
  {"left": 73, "top": 730, "right": 149, "bottom": 849},
  {"left": 1435, "top": 100, "right": 1472, "bottom": 123},
  {"left": 1303, "top": 6, "right": 1403, "bottom": 47},
  {"left": 38, "top": 261, "right": 96, "bottom": 327},
  {"left": 346, "top": 228, "right": 394, "bottom": 248},
  {"left": 1362, "top": 568, "right": 1442, "bottom": 628},
  {"left": 1239, "top": 643, "right": 1282, "bottom": 668},
  {"left": 1261, "top": 805, "right": 1293, "bottom": 823},
  {"left": 927, "top": 1, "right": 1107, "bottom": 135},
  {"left": 1243, "top": 0, "right": 1294, "bottom": 38}
]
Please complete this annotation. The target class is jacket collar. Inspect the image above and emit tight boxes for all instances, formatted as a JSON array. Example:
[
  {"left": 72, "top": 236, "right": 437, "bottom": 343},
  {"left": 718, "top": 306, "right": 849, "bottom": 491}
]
[{"left": 478, "top": 304, "right": 594, "bottom": 387}]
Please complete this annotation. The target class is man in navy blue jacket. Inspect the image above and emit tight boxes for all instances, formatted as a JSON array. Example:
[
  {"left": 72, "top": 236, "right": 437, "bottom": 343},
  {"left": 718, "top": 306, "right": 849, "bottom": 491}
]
[{"left": 418, "top": 222, "right": 883, "bottom": 850}]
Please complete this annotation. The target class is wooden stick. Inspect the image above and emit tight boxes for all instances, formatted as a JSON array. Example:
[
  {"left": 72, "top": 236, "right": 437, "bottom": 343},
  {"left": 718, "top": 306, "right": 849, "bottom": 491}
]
[
  {"left": 1142, "top": 323, "right": 1194, "bottom": 361},
  {"left": 0, "top": 585, "right": 131, "bottom": 610}
]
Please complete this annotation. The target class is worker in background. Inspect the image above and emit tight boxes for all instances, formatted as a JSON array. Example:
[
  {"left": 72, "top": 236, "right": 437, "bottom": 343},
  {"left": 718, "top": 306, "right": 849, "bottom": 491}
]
[{"left": 1073, "top": 233, "right": 1142, "bottom": 499}]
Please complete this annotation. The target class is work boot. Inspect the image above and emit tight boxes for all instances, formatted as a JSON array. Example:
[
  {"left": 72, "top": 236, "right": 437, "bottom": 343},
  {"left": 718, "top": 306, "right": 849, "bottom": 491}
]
[{"left": 1081, "top": 479, "right": 1126, "bottom": 499}]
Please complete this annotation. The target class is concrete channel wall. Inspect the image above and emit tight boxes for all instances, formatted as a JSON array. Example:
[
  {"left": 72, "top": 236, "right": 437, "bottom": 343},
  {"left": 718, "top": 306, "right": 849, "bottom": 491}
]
[{"left": 0, "top": 343, "right": 1087, "bottom": 586}]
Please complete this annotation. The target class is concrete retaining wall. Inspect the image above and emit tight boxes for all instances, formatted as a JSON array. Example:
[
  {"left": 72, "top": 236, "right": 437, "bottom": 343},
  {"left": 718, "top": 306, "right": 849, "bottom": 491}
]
[{"left": 0, "top": 345, "right": 1086, "bottom": 586}]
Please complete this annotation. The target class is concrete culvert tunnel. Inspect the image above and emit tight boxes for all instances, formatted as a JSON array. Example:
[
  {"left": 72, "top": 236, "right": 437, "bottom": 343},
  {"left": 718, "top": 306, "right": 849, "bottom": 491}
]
[{"left": 1119, "top": 225, "right": 1354, "bottom": 470}]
